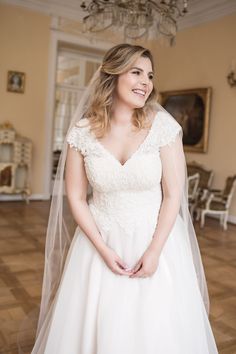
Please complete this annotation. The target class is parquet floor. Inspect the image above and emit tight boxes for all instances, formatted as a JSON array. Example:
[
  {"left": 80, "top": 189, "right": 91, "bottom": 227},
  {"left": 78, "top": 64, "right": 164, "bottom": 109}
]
[{"left": 0, "top": 201, "right": 235, "bottom": 354}]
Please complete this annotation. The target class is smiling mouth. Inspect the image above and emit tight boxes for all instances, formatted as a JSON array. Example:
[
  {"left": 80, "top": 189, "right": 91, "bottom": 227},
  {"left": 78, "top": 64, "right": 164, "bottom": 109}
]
[{"left": 132, "top": 89, "right": 146, "bottom": 98}]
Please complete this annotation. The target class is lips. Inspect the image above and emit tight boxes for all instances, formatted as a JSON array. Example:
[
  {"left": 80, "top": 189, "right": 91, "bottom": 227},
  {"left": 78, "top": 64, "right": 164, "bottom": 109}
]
[{"left": 132, "top": 89, "right": 146, "bottom": 97}]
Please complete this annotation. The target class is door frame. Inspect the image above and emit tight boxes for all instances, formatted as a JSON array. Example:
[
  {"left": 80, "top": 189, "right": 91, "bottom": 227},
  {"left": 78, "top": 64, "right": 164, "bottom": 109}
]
[{"left": 43, "top": 17, "right": 114, "bottom": 198}]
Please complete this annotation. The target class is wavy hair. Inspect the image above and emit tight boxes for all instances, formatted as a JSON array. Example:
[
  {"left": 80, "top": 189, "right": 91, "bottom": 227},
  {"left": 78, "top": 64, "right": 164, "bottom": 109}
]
[{"left": 84, "top": 43, "right": 157, "bottom": 138}]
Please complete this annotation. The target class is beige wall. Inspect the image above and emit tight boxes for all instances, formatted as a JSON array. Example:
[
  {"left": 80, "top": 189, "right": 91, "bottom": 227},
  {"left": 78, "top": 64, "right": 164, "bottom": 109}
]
[
  {"left": 151, "top": 13, "right": 236, "bottom": 220},
  {"left": 0, "top": 4, "right": 50, "bottom": 195}
]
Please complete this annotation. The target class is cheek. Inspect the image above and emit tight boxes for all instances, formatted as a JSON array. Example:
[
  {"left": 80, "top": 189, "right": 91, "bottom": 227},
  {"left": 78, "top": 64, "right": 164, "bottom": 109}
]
[
  {"left": 148, "top": 83, "right": 154, "bottom": 96},
  {"left": 116, "top": 76, "right": 133, "bottom": 97}
]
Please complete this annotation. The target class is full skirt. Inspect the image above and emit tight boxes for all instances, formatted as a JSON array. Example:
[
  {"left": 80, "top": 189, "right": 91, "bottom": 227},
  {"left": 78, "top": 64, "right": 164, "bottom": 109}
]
[{"left": 32, "top": 211, "right": 218, "bottom": 354}]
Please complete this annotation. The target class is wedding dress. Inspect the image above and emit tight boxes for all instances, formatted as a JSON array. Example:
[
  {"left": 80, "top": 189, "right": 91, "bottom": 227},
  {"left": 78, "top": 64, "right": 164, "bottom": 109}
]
[{"left": 31, "top": 110, "right": 218, "bottom": 354}]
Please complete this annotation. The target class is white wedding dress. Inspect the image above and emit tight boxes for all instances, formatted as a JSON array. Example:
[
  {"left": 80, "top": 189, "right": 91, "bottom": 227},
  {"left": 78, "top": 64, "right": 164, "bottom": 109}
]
[{"left": 32, "top": 111, "right": 218, "bottom": 354}]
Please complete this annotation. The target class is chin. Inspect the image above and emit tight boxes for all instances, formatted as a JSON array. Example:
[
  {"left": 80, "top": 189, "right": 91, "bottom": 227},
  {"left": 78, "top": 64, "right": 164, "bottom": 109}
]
[
  {"left": 126, "top": 99, "right": 146, "bottom": 109},
  {"left": 133, "top": 101, "right": 146, "bottom": 109}
]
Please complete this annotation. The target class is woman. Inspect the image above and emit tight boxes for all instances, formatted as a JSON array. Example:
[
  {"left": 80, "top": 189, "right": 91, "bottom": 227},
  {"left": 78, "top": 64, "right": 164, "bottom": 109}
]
[{"left": 31, "top": 44, "right": 218, "bottom": 353}]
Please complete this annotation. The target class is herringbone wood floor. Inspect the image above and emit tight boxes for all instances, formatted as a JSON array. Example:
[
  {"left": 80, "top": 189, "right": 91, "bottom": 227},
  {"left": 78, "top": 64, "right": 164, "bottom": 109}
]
[{"left": 0, "top": 201, "right": 236, "bottom": 354}]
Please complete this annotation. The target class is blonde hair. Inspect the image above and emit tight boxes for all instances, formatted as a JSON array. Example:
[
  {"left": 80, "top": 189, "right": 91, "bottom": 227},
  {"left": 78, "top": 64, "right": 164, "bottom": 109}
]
[{"left": 85, "top": 43, "right": 157, "bottom": 138}]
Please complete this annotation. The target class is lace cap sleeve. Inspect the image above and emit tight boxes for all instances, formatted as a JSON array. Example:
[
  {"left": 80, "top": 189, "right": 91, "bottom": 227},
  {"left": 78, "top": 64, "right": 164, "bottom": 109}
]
[
  {"left": 66, "top": 118, "right": 90, "bottom": 155},
  {"left": 156, "top": 111, "right": 182, "bottom": 148}
]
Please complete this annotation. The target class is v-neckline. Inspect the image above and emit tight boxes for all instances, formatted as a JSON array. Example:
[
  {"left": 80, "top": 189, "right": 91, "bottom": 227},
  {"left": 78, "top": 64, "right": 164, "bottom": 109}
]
[{"left": 88, "top": 113, "right": 158, "bottom": 167}]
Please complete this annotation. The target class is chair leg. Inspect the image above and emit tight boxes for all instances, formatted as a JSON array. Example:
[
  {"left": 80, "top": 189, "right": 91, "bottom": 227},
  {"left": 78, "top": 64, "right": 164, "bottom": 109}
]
[
  {"left": 196, "top": 209, "right": 200, "bottom": 221},
  {"left": 190, "top": 204, "right": 195, "bottom": 220},
  {"left": 223, "top": 212, "right": 228, "bottom": 231},
  {"left": 200, "top": 211, "right": 205, "bottom": 228},
  {"left": 220, "top": 214, "right": 224, "bottom": 226}
]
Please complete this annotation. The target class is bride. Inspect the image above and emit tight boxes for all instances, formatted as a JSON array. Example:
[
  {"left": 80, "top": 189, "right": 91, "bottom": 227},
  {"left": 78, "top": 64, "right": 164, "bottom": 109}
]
[{"left": 30, "top": 43, "right": 218, "bottom": 353}]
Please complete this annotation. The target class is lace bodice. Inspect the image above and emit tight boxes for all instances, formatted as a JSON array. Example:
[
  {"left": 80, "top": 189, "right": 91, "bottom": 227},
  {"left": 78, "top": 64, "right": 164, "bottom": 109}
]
[{"left": 67, "top": 111, "right": 182, "bottom": 235}]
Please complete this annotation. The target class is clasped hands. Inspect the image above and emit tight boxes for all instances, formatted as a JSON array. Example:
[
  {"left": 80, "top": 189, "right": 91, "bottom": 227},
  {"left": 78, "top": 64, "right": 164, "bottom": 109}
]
[{"left": 101, "top": 244, "right": 159, "bottom": 278}]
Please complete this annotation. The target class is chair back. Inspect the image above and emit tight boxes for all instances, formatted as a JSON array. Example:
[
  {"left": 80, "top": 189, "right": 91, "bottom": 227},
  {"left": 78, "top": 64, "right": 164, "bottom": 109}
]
[
  {"left": 223, "top": 175, "right": 236, "bottom": 208},
  {"left": 187, "top": 161, "right": 214, "bottom": 190},
  {"left": 188, "top": 173, "right": 200, "bottom": 199}
]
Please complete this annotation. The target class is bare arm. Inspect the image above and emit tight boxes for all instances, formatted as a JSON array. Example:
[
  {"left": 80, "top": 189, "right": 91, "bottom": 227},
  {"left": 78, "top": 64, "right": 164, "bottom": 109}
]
[
  {"left": 65, "top": 146, "right": 108, "bottom": 255},
  {"left": 130, "top": 134, "right": 185, "bottom": 278},
  {"left": 149, "top": 135, "right": 185, "bottom": 255}
]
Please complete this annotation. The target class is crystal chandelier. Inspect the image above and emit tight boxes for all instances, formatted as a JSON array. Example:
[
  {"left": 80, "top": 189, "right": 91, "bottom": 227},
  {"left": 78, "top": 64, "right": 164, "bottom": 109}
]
[{"left": 80, "top": 0, "right": 189, "bottom": 45}]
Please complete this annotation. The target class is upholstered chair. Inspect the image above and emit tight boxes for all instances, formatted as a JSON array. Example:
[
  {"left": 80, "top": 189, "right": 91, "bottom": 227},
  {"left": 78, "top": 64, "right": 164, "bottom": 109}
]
[
  {"left": 187, "top": 161, "right": 214, "bottom": 217},
  {"left": 196, "top": 175, "right": 236, "bottom": 230},
  {"left": 187, "top": 173, "right": 200, "bottom": 218}
]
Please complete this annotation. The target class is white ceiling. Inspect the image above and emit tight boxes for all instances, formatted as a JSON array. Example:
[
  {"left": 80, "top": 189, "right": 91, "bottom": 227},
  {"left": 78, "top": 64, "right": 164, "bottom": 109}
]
[{"left": 1, "top": 0, "right": 236, "bottom": 31}]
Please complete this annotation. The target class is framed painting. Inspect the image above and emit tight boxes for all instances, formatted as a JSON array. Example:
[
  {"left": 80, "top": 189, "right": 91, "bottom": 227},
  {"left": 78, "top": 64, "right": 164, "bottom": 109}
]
[
  {"left": 7, "top": 71, "right": 25, "bottom": 93},
  {"left": 159, "top": 87, "right": 212, "bottom": 153}
]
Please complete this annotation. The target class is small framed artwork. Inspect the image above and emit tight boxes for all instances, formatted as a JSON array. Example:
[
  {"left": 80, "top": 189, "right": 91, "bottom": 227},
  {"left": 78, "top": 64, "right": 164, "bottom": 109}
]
[
  {"left": 159, "top": 87, "right": 212, "bottom": 153},
  {"left": 7, "top": 71, "right": 25, "bottom": 93}
]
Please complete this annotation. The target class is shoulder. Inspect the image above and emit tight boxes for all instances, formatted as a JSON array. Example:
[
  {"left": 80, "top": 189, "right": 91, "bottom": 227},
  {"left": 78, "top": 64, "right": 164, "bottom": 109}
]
[
  {"left": 66, "top": 118, "right": 91, "bottom": 154},
  {"left": 68, "top": 117, "right": 91, "bottom": 136},
  {"left": 155, "top": 110, "right": 181, "bottom": 131},
  {"left": 155, "top": 110, "right": 182, "bottom": 147},
  {"left": 75, "top": 117, "right": 90, "bottom": 129}
]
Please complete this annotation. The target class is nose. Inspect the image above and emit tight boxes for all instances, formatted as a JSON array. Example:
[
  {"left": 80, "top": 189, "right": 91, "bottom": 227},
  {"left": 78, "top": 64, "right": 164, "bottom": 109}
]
[{"left": 140, "top": 73, "right": 149, "bottom": 86}]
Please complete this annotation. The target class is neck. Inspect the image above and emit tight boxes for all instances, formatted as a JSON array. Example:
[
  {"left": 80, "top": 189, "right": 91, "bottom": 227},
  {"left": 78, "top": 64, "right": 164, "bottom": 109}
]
[{"left": 110, "top": 101, "right": 135, "bottom": 127}]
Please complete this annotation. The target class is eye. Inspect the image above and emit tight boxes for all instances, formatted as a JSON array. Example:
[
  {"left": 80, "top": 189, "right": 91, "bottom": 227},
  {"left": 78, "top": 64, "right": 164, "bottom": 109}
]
[
  {"left": 132, "top": 70, "right": 140, "bottom": 75},
  {"left": 149, "top": 74, "right": 154, "bottom": 80}
]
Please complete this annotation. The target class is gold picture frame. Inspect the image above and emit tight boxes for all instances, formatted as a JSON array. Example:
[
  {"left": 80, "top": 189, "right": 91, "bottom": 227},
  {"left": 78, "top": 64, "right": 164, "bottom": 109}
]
[
  {"left": 7, "top": 70, "right": 25, "bottom": 94},
  {"left": 159, "top": 87, "right": 212, "bottom": 153}
]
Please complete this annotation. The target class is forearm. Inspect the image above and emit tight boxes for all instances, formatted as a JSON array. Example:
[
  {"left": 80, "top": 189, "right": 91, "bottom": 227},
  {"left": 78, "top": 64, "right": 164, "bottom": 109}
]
[
  {"left": 149, "top": 133, "right": 185, "bottom": 258},
  {"left": 69, "top": 199, "right": 108, "bottom": 255},
  {"left": 149, "top": 195, "right": 181, "bottom": 256}
]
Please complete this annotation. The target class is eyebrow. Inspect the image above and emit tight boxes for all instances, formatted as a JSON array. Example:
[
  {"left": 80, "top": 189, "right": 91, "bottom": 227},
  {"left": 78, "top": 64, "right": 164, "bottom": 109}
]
[{"left": 130, "top": 66, "right": 154, "bottom": 75}]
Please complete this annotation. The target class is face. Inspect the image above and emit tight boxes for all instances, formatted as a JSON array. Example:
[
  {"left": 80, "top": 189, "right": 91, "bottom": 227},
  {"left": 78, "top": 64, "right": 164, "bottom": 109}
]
[{"left": 114, "top": 56, "right": 154, "bottom": 109}]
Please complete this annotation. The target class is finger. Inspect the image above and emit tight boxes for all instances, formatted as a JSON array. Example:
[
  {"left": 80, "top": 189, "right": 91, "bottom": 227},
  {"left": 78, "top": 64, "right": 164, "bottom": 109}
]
[
  {"left": 116, "top": 259, "right": 128, "bottom": 270},
  {"left": 131, "top": 261, "right": 142, "bottom": 274},
  {"left": 130, "top": 269, "right": 146, "bottom": 278},
  {"left": 116, "top": 260, "right": 134, "bottom": 274},
  {"left": 116, "top": 267, "right": 133, "bottom": 276},
  {"left": 114, "top": 263, "right": 133, "bottom": 276}
]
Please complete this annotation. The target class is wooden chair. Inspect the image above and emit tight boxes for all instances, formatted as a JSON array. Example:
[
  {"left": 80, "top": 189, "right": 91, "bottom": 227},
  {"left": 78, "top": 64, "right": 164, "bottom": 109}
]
[
  {"left": 187, "top": 173, "right": 200, "bottom": 218},
  {"left": 187, "top": 161, "right": 214, "bottom": 218},
  {"left": 196, "top": 175, "right": 236, "bottom": 230}
]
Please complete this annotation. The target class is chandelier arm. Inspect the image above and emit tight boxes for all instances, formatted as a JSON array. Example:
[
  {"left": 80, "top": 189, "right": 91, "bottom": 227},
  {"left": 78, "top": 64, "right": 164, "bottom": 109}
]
[
  {"left": 148, "top": 0, "right": 186, "bottom": 18},
  {"left": 148, "top": 0, "right": 165, "bottom": 13},
  {"left": 87, "top": 21, "right": 114, "bottom": 32},
  {"left": 83, "top": 0, "right": 114, "bottom": 13},
  {"left": 124, "top": 25, "right": 149, "bottom": 40}
]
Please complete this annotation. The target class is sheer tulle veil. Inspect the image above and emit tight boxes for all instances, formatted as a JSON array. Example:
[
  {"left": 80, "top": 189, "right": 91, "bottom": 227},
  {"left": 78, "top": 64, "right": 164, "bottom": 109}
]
[{"left": 18, "top": 62, "right": 209, "bottom": 353}]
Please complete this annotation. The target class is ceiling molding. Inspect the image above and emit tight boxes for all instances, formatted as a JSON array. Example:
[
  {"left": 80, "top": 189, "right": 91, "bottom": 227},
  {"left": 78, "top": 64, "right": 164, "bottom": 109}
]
[
  {"left": 0, "top": 0, "right": 84, "bottom": 21},
  {"left": 1, "top": 0, "right": 236, "bottom": 32},
  {"left": 178, "top": 0, "right": 236, "bottom": 30}
]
